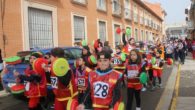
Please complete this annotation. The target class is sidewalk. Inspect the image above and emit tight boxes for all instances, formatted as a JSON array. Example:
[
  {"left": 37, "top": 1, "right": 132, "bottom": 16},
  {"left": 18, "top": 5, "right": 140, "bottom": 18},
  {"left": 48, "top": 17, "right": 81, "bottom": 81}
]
[{"left": 175, "top": 54, "right": 195, "bottom": 110}]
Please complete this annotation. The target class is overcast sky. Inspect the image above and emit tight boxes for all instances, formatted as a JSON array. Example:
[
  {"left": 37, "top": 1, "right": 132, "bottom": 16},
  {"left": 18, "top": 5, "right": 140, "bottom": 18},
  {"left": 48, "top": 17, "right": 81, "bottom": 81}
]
[{"left": 148, "top": 0, "right": 191, "bottom": 25}]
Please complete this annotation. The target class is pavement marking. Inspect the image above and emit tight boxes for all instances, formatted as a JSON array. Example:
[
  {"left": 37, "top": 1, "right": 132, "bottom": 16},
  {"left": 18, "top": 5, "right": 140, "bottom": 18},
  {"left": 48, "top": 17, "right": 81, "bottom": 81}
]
[
  {"left": 170, "top": 64, "right": 181, "bottom": 110},
  {"left": 155, "top": 65, "right": 180, "bottom": 110}
]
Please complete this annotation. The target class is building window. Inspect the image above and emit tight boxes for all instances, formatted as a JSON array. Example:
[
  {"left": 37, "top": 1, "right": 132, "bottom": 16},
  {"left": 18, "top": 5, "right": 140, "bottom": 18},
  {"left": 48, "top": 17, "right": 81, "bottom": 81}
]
[
  {"left": 140, "top": 10, "right": 144, "bottom": 25},
  {"left": 72, "top": 0, "right": 87, "bottom": 5},
  {"left": 146, "top": 31, "right": 148, "bottom": 41},
  {"left": 124, "top": 0, "right": 131, "bottom": 20},
  {"left": 98, "top": 21, "right": 107, "bottom": 43},
  {"left": 126, "top": 27, "right": 132, "bottom": 40},
  {"left": 133, "top": 4, "right": 138, "bottom": 22},
  {"left": 114, "top": 24, "right": 121, "bottom": 46},
  {"left": 73, "top": 15, "right": 86, "bottom": 43},
  {"left": 28, "top": 7, "right": 54, "bottom": 49},
  {"left": 135, "top": 28, "right": 138, "bottom": 41},
  {"left": 141, "top": 30, "right": 144, "bottom": 41},
  {"left": 97, "top": 0, "right": 106, "bottom": 11},
  {"left": 112, "top": 0, "right": 121, "bottom": 15}
]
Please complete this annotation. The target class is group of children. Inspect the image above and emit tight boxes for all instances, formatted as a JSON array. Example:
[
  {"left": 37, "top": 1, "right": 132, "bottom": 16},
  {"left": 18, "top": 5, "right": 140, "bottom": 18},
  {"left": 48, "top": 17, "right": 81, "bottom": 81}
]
[{"left": 9, "top": 38, "right": 171, "bottom": 110}]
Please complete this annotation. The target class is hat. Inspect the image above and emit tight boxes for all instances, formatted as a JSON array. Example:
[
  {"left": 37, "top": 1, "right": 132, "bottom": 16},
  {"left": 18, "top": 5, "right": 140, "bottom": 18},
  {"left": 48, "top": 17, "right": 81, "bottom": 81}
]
[
  {"left": 31, "top": 52, "right": 42, "bottom": 58},
  {"left": 83, "top": 46, "right": 90, "bottom": 51}
]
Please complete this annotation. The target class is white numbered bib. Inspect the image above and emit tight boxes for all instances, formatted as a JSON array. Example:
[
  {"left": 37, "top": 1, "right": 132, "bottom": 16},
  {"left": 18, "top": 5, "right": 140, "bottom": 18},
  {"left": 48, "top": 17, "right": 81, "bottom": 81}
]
[
  {"left": 51, "top": 77, "right": 58, "bottom": 89},
  {"left": 25, "top": 82, "right": 30, "bottom": 91},
  {"left": 113, "top": 58, "right": 122, "bottom": 65},
  {"left": 127, "top": 70, "right": 139, "bottom": 78},
  {"left": 78, "top": 78, "right": 85, "bottom": 87},
  {"left": 93, "top": 82, "right": 109, "bottom": 99}
]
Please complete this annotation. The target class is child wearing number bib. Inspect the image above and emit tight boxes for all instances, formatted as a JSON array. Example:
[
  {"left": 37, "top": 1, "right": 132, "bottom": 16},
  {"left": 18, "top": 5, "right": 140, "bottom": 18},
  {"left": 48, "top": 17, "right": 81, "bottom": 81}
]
[
  {"left": 77, "top": 50, "right": 122, "bottom": 110},
  {"left": 151, "top": 49, "right": 164, "bottom": 91},
  {"left": 14, "top": 52, "right": 46, "bottom": 110},
  {"left": 75, "top": 57, "right": 92, "bottom": 109},
  {"left": 125, "top": 49, "right": 146, "bottom": 110},
  {"left": 50, "top": 48, "right": 78, "bottom": 110},
  {"left": 112, "top": 46, "right": 126, "bottom": 73}
]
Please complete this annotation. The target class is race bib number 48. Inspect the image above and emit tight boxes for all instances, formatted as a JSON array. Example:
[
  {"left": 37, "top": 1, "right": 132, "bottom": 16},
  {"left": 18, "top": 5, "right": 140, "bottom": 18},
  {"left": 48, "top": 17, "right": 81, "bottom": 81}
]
[
  {"left": 93, "top": 82, "right": 109, "bottom": 99},
  {"left": 51, "top": 77, "right": 58, "bottom": 89}
]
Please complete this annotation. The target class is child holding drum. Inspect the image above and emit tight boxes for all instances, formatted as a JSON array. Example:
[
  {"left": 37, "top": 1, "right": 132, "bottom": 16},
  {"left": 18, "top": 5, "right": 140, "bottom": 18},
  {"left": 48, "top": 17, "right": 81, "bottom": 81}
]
[{"left": 14, "top": 52, "right": 46, "bottom": 110}]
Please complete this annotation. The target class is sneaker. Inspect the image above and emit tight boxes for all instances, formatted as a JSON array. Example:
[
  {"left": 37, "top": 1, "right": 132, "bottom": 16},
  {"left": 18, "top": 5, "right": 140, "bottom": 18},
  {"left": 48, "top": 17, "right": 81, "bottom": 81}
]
[
  {"left": 141, "top": 87, "right": 147, "bottom": 92},
  {"left": 136, "top": 107, "right": 141, "bottom": 110}
]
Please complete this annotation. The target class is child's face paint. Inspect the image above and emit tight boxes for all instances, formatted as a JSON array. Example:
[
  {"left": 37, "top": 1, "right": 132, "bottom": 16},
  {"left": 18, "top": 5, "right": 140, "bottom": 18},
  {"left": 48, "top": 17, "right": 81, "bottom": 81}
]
[
  {"left": 130, "top": 51, "right": 137, "bottom": 62},
  {"left": 98, "top": 56, "right": 111, "bottom": 71}
]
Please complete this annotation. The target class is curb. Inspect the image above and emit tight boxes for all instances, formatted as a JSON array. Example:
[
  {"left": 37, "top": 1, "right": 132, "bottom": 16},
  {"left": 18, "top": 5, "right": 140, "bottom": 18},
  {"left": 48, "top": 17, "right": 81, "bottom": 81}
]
[
  {"left": 155, "top": 64, "right": 180, "bottom": 110},
  {"left": 170, "top": 64, "right": 181, "bottom": 110}
]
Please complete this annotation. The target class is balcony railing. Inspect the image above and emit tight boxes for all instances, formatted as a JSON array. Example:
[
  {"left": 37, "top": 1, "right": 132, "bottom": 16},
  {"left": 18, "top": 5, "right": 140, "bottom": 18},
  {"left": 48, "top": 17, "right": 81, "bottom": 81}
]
[
  {"left": 97, "top": 0, "right": 106, "bottom": 11},
  {"left": 112, "top": 1, "right": 122, "bottom": 16},
  {"left": 140, "top": 17, "right": 144, "bottom": 25}
]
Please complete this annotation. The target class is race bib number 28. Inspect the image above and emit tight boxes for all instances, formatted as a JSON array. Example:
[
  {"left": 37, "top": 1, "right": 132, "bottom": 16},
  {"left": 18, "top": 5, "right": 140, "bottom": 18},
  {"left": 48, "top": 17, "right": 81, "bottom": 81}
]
[{"left": 93, "top": 82, "right": 109, "bottom": 99}]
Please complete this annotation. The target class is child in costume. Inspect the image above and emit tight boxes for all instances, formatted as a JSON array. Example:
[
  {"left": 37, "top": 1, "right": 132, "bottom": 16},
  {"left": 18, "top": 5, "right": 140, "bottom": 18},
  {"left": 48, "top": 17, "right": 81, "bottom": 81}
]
[
  {"left": 151, "top": 49, "right": 164, "bottom": 91},
  {"left": 75, "top": 57, "right": 92, "bottom": 109},
  {"left": 14, "top": 52, "right": 46, "bottom": 110},
  {"left": 112, "top": 45, "right": 126, "bottom": 73},
  {"left": 77, "top": 50, "right": 122, "bottom": 110},
  {"left": 49, "top": 48, "right": 78, "bottom": 110},
  {"left": 125, "top": 49, "right": 146, "bottom": 110},
  {"left": 82, "top": 46, "right": 97, "bottom": 70}
]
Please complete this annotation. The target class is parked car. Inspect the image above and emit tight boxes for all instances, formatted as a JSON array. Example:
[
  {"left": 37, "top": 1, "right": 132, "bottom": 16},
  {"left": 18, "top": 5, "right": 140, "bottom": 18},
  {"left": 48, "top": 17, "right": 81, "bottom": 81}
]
[{"left": 1, "top": 47, "right": 82, "bottom": 92}]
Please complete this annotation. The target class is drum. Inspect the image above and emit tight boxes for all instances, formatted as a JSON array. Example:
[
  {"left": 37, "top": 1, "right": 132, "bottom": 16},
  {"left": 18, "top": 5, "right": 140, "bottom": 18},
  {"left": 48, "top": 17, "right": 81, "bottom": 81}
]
[
  {"left": 166, "top": 58, "right": 173, "bottom": 65},
  {"left": 4, "top": 56, "right": 21, "bottom": 65},
  {"left": 139, "top": 72, "right": 148, "bottom": 84},
  {"left": 114, "top": 102, "right": 125, "bottom": 110},
  {"left": 88, "top": 55, "right": 97, "bottom": 65},
  {"left": 33, "top": 58, "right": 48, "bottom": 74},
  {"left": 10, "top": 84, "right": 25, "bottom": 95},
  {"left": 52, "top": 58, "right": 70, "bottom": 77}
]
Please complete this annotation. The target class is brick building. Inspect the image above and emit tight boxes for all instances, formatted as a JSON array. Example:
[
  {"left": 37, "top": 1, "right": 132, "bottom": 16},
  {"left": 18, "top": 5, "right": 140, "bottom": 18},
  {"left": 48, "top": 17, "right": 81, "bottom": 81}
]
[{"left": 0, "top": 0, "right": 165, "bottom": 57}]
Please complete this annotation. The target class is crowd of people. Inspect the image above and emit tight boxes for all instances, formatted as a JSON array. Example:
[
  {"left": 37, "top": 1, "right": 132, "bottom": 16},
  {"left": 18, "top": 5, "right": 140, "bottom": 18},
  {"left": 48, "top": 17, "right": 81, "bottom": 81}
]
[{"left": 1, "top": 34, "right": 195, "bottom": 110}]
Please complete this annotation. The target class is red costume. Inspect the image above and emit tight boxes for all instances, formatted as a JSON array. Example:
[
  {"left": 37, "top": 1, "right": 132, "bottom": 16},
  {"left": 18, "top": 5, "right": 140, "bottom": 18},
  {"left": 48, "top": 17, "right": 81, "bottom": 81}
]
[
  {"left": 89, "top": 70, "right": 122, "bottom": 109},
  {"left": 75, "top": 67, "right": 91, "bottom": 92},
  {"left": 152, "top": 58, "right": 163, "bottom": 77},
  {"left": 50, "top": 70, "right": 78, "bottom": 110},
  {"left": 126, "top": 64, "right": 142, "bottom": 90},
  {"left": 24, "top": 67, "right": 47, "bottom": 108}
]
